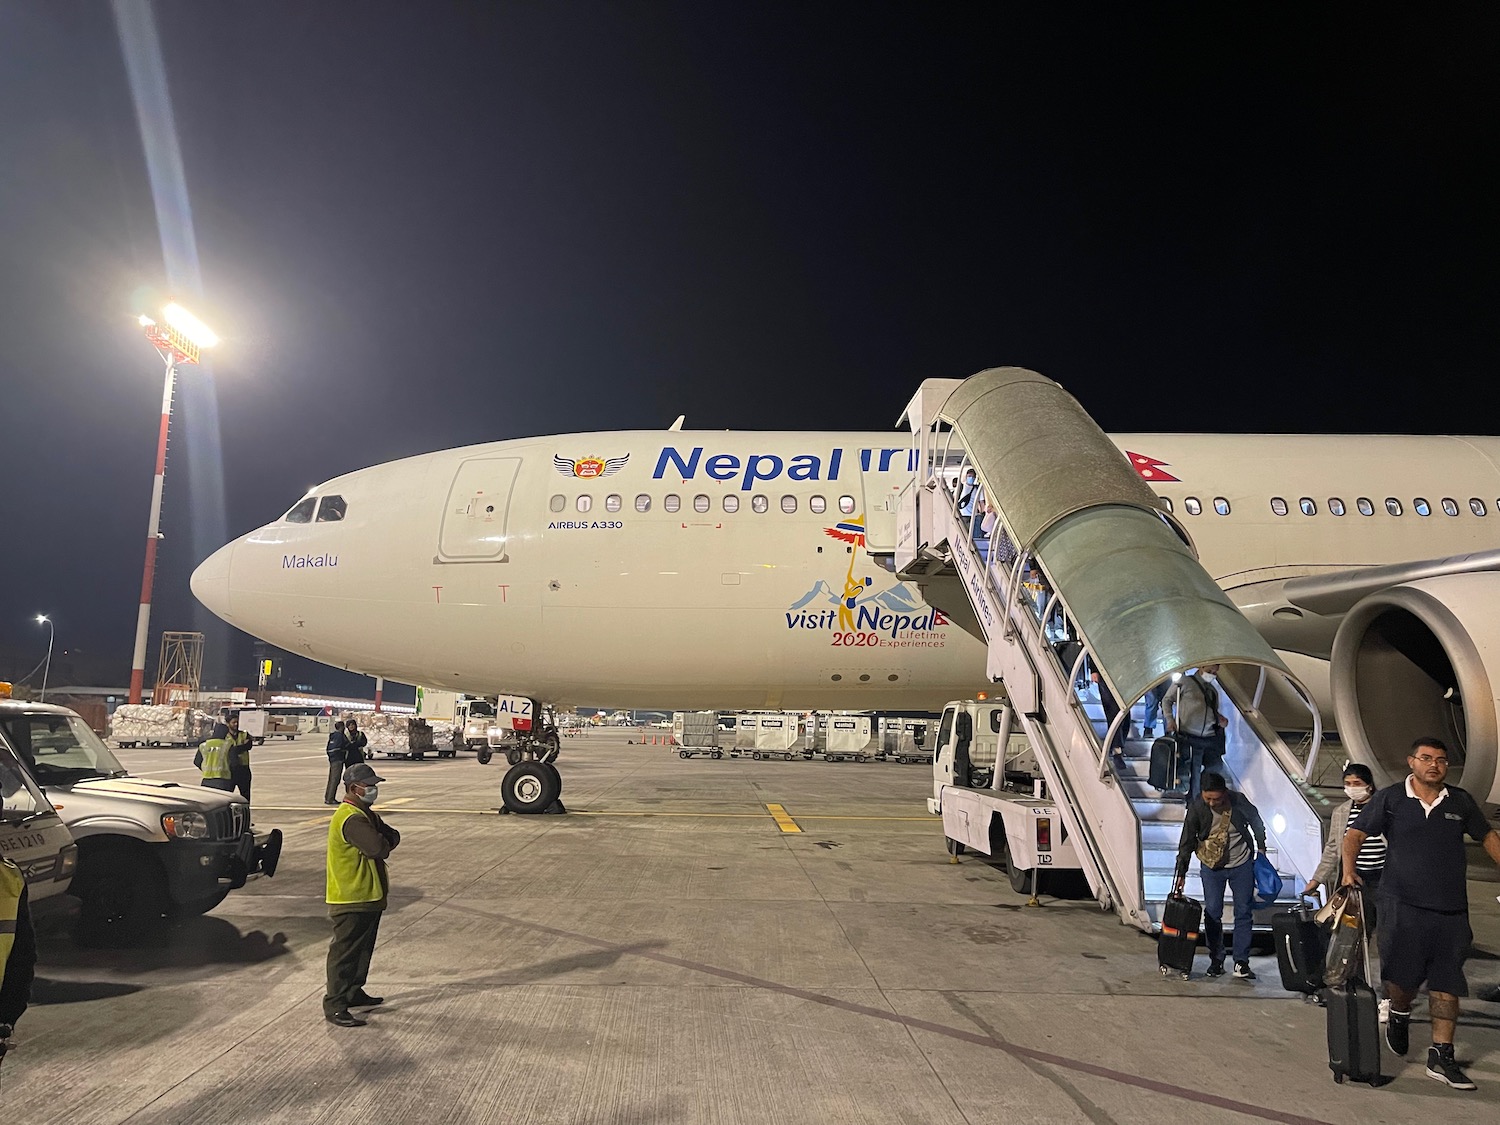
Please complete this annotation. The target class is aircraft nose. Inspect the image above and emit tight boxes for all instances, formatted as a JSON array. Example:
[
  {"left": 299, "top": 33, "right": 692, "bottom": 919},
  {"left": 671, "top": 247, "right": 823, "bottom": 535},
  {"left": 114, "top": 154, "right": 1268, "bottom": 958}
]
[{"left": 191, "top": 541, "right": 235, "bottom": 620}]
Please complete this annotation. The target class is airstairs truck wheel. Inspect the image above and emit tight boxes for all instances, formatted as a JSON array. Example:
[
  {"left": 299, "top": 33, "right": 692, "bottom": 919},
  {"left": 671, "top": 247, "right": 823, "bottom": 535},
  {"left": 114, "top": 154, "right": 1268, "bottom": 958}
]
[
  {"left": 507, "top": 747, "right": 524, "bottom": 765},
  {"left": 501, "top": 762, "right": 561, "bottom": 814},
  {"left": 944, "top": 836, "right": 965, "bottom": 856},
  {"left": 1008, "top": 860, "right": 1039, "bottom": 895}
]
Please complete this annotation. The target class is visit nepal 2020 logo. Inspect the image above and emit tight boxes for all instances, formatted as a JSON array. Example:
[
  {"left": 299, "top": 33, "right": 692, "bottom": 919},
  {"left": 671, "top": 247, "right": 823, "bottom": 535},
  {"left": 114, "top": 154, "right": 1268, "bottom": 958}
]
[{"left": 787, "top": 517, "right": 948, "bottom": 647}]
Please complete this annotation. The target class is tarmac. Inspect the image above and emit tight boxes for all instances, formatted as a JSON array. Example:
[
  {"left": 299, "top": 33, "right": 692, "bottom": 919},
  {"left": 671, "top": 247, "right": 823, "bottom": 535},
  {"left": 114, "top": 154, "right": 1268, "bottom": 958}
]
[{"left": 4, "top": 728, "right": 1499, "bottom": 1124}]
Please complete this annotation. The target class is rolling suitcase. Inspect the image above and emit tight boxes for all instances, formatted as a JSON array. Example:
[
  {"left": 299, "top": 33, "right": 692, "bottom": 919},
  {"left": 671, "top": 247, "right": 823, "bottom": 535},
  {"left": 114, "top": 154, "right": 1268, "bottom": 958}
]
[
  {"left": 1323, "top": 892, "right": 1383, "bottom": 1085},
  {"left": 1158, "top": 894, "right": 1201, "bottom": 979},
  {"left": 1148, "top": 736, "right": 1179, "bottom": 791},
  {"left": 1273, "top": 897, "right": 1327, "bottom": 994}
]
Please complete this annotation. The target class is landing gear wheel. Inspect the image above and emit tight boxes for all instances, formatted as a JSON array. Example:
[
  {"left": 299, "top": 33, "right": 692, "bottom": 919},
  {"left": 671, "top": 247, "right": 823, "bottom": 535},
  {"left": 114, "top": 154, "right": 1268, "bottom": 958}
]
[
  {"left": 477, "top": 748, "right": 493, "bottom": 765},
  {"left": 944, "top": 837, "right": 965, "bottom": 856},
  {"left": 507, "top": 747, "right": 524, "bottom": 766},
  {"left": 500, "top": 762, "right": 562, "bottom": 814},
  {"left": 539, "top": 729, "right": 561, "bottom": 764}
]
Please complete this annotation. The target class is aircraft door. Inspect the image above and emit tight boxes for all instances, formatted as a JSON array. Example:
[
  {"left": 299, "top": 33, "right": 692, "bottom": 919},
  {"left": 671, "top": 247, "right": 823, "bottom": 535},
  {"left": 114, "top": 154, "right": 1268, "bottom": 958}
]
[{"left": 439, "top": 456, "right": 522, "bottom": 562}]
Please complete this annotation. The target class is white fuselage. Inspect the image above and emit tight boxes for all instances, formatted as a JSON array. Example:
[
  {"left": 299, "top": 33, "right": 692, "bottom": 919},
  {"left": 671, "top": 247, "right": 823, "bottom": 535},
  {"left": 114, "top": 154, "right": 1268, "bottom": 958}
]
[{"left": 192, "top": 430, "right": 1500, "bottom": 711}]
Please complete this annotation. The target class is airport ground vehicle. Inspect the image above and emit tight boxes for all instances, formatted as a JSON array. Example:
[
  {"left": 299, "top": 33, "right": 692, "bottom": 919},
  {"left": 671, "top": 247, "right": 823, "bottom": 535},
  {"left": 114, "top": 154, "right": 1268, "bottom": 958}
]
[
  {"left": 928, "top": 697, "right": 1082, "bottom": 894},
  {"left": 737, "top": 712, "right": 806, "bottom": 760},
  {"left": 806, "top": 712, "right": 876, "bottom": 761},
  {"left": 237, "top": 709, "right": 299, "bottom": 744},
  {"left": 877, "top": 716, "right": 932, "bottom": 763},
  {"left": 0, "top": 701, "right": 283, "bottom": 946},
  {"left": 0, "top": 723, "right": 77, "bottom": 905},
  {"left": 672, "top": 711, "right": 727, "bottom": 758}
]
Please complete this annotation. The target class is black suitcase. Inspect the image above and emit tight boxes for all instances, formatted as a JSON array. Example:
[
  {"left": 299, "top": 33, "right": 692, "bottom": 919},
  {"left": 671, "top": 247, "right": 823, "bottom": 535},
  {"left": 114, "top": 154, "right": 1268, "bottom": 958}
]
[
  {"left": 1272, "top": 898, "right": 1327, "bottom": 994},
  {"left": 1323, "top": 892, "right": 1383, "bottom": 1085},
  {"left": 1158, "top": 894, "right": 1201, "bottom": 978},
  {"left": 1148, "top": 736, "right": 1179, "bottom": 791},
  {"left": 1325, "top": 978, "right": 1382, "bottom": 1085}
]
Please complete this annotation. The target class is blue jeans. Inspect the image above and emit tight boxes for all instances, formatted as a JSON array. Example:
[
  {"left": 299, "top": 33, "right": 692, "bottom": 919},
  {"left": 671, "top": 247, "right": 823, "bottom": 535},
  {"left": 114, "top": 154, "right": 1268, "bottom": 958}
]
[
  {"left": 1180, "top": 735, "right": 1209, "bottom": 804},
  {"left": 1200, "top": 857, "right": 1256, "bottom": 964},
  {"left": 1142, "top": 683, "right": 1167, "bottom": 733}
]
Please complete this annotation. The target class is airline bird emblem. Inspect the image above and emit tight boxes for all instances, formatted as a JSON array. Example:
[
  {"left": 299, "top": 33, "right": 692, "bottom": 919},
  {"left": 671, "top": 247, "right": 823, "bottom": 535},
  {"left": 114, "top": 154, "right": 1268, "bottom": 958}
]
[
  {"left": 553, "top": 454, "right": 630, "bottom": 479},
  {"left": 824, "top": 517, "right": 866, "bottom": 547}
]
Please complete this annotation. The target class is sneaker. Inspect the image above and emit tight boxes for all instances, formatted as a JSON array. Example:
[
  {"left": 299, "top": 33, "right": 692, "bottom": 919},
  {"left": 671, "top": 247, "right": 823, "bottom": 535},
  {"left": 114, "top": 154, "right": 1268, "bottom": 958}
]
[
  {"left": 1233, "top": 961, "right": 1256, "bottom": 980},
  {"left": 1378, "top": 997, "right": 1391, "bottom": 1025},
  {"left": 1206, "top": 959, "right": 1225, "bottom": 978},
  {"left": 1427, "top": 1044, "right": 1477, "bottom": 1090},
  {"left": 1386, "top": 1009, "right": 1411, "bottom": 1057}
]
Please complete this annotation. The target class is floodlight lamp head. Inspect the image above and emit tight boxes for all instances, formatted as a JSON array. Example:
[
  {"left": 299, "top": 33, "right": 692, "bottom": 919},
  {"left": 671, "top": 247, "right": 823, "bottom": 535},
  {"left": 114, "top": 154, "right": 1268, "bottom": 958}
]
[
  {"left": 36, "top": 614, "right": 48, "bottom": 624},
  {"left": 137, "top": 315, "right": 156, "bottom": 327},
  {"left": 163, "top": 302, "right": 220, "bottom": 348}
]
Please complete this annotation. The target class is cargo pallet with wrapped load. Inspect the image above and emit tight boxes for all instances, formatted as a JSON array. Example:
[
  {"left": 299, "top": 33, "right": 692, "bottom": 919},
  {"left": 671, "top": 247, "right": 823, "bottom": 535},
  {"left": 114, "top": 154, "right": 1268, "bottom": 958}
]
[{"left": 672, "top": 711, "right": 728, "bottom": 759}]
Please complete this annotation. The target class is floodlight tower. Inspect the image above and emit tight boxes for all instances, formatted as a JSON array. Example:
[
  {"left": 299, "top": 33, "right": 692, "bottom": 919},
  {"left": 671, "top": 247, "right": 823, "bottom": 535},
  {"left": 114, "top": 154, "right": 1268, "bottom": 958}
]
[{"left": 129, "top": 302, "right": 219, "bottom": 704}]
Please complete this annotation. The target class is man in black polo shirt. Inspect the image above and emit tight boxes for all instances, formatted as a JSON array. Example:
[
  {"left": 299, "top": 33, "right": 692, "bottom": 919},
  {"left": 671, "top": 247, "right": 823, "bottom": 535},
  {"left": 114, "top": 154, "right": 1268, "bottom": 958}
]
[{"left": 1342, "top": 737, "right": 1500, "bottom": 1091}]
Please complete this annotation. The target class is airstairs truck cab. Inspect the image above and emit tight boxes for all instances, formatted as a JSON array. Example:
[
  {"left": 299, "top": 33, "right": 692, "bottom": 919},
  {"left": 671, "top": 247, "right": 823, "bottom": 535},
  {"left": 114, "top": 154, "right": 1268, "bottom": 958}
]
[
  {"left": 0, "top": 700, "right": 283, "bottom": 946},
  {"left": 929, "top": 696, "right": 1083, "bottom": 894},
  {"left": 0, "top": 723, "right": 77, "bottom": 904}
]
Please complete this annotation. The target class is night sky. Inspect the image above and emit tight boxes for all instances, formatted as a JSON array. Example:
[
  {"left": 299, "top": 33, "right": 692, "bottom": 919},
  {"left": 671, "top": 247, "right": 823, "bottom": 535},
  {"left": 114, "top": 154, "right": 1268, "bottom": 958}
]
[{"left": 2, "top": 3, "right": 1498, "bottom": 697}]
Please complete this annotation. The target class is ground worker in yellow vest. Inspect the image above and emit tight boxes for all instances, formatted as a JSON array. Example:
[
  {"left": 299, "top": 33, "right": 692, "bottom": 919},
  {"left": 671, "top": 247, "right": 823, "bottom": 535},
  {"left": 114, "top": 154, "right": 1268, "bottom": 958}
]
[
  {"left": 323, "top": 761, "right": 400, "bottom": 1027},
  {"left": 1, "top": 854, "right": 38, "bottom": 1064},
  {"left": 225, "top": 712, "right": 254, "bottom": 803},
  {"left": 194, "top": 723, "right": 235, "bottom": 792}
]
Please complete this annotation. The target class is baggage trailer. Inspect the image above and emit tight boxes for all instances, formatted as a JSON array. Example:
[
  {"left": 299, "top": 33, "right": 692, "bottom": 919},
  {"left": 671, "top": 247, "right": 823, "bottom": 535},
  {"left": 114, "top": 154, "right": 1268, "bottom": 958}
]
[
  {"left": 672, "top": 711, "right": 727, "bottom": 759},
  {"left": 927, "top": 697, "right": 1083, "bottom": 895},
  {"left": 806, "top": 713, "right": 875, "bottom": 761},
  {"left": 877, "top": 716, "right": 933, "bottom": 763},
  {"left": 736, "top": 712, "right": 805, "bottom": 760}
]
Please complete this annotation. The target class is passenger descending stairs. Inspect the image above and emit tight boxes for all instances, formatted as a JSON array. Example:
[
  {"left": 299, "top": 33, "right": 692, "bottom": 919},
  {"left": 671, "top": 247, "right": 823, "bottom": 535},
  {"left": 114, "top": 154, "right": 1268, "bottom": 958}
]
[{"left": 891, "top": 369, "right": 1326, "bottom": 932}]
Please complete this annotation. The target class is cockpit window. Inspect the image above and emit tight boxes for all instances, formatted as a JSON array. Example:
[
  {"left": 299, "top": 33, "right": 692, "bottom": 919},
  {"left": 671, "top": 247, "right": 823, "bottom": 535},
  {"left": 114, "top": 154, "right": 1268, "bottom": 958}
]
[
  {"left": 316, "top": 495, "right": 347, "bottom": 522},
  {"left": 285, "top": 497, "right": 316, "bottom": 523}
]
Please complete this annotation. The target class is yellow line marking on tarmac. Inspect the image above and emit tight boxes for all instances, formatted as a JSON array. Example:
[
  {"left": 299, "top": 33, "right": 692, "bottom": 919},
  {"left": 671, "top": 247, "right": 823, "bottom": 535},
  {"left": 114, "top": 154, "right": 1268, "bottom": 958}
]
[
  {"left": 765, "top": 803, "right": 802, "bottom": 833},
  {"left": 379, "top": 796, "right": 417, "bottom": 806}
]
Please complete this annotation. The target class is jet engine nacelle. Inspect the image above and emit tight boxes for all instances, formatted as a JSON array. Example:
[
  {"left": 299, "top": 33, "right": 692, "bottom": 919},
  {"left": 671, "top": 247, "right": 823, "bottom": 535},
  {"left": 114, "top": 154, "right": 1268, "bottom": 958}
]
[{"left": 1330, "top": 573, "right": 1500, "bottom": 804}]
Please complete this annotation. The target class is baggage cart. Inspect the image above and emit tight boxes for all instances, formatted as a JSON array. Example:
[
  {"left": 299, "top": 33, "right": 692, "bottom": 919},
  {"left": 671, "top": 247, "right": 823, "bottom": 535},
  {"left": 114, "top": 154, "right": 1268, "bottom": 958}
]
[
  {"left": 736, "top": 712, "right": 805, "bottom": 760},
  {"left": 672, "top": 711, "right": 727, "bottom": 759}
]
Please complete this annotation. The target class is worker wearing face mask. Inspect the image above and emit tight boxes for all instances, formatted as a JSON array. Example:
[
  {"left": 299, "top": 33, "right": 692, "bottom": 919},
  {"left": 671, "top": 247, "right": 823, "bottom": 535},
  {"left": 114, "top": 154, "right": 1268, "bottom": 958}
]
[{"left": 323, "top": 762, "right": 400, "bottom": 1027}]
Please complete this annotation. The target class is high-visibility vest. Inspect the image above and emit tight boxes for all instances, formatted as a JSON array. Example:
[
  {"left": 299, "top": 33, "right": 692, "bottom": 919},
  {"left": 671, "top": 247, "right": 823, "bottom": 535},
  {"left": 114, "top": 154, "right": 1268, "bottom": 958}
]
[
  {"left": 228, "top": 731, "right": 253, "bottom": 768},
  {"left": 326, "top": 803, "right": 386, "bottom": 906},
  {"left": 0, "top": 857, "right": 22, "bottom": 996},
  {"left": 198, "top": 737, "right": 232, "bottom": 780}
]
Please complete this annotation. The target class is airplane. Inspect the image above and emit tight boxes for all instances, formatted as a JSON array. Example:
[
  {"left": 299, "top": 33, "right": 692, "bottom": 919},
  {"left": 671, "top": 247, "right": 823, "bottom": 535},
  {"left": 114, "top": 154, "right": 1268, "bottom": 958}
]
[{"left": 191, "top": 368, "right": 1500, "bottom": 813}]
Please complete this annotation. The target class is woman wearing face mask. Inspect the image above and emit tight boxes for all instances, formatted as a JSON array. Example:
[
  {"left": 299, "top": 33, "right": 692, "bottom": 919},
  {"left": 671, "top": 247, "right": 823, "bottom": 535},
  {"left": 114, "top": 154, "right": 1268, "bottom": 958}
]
[{"left": 1306, "top": 763, "right": 1388, "bottom": 1014}]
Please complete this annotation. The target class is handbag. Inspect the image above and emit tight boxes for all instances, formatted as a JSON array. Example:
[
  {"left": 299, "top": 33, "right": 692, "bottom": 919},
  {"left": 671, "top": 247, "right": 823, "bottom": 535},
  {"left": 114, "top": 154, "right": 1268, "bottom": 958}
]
[
  {"left": 1252, "top": 853, "right": 1283, "bottom": 907},
  {"left": 1324, "top": 888, "right": 1366, "bottom": 987},
  {"left": 1196, "top": 811, "right": 1231, "bottom": 868}
]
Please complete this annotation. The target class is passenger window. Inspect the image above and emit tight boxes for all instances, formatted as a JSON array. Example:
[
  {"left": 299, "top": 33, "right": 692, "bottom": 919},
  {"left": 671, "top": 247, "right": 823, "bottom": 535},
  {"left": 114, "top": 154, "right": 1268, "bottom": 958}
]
[
  {"left": 1385, "top": 498, "right": 1402, "bottom": 516},
  {"left": 1298, "top": 498, "right": 1316, "bottom": 516},
  {"left": 1328, "top": 498, "right": 1345, "bottom": 516},
  {"left": 315, "top": 495, "right": 347, "bottom": 522},
  {"left": 1442, "top": 498, "right": 1459, "bottom": 516},
  {"left": 1471, "top": 498, "right": 1487, "bottom": 517},
  {"left": 1213, "top": 497, "right": 1230, "bottom": 516},
  {"left": 664, "top": 494, "right": 681, "bottom": 513},
  {"left": 1270, "top": 498, "right": 1288, "bottom": 516},
  {"left": 1414, "top": 498, "right": 1431, "bottom": 517},
  {"left": 839, "top": 495, "right": 856, "bottom": 515},
  {"left": 809, "top": 495, "right": 827, "bottom": 514},
  {"left": 1184, "top": 497, "right": 1202, "bottom": 515},
  {"left": 549, "top": 495, "right": 566, "bottom": 513},
  {"left": 1158, "top": 496, "right": 1173, "bottom": 514},
  {"left": 635, "top": 494, "right": 651, "bottom": 513},
  {"left": 577, "top": 495, "right": 593, "bottom": 513},
  {"left": 781, "top": 496, "right": 798, "bottom": 513},
  {"left": 285, "top": 497, "right": 317, "bottom": 524},
  {"left": 692, "top": 495, "right": 710, "bottom": 513},
  {"left": 605, "top": 494, "right": 622, "bottom": 513},
  {"left": 723, "top": 495, "right": 740, "bottom": 513},
  {"left": 1357, "top": 497, "right": 1374, "bottom": 516},
  {"left": 750, "top": 495, "right": 769, "bottom": 514}
]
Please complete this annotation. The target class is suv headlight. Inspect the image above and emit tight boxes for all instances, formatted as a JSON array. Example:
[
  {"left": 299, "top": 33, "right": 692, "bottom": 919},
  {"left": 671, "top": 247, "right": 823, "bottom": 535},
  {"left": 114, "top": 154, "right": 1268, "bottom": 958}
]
[{"left": 162, "top": 811, "right": 210, "bottom": 840}]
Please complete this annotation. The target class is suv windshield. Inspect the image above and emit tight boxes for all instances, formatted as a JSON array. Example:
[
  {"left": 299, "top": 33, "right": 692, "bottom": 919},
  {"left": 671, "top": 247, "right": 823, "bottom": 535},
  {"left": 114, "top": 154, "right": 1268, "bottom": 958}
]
[
  {"left": 468, "top": 702, "right": 495, "bottom": 718},
  {"left": 0, "top": 712, "right": 128, "bottom": 784}
]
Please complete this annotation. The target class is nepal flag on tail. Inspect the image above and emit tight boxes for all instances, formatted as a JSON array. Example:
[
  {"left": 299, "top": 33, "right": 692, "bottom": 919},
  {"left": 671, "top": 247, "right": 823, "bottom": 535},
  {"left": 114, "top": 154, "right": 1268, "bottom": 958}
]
[{"left": 1126, "top": 451, "right": 1179, "bottom": 483}]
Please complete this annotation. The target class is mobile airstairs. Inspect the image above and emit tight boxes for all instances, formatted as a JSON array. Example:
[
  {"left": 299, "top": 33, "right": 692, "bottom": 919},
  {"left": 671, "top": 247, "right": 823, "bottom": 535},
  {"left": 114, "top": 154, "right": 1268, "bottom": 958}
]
[{"left": 889, "top": 368, "right": 1329, "bottom": 933}]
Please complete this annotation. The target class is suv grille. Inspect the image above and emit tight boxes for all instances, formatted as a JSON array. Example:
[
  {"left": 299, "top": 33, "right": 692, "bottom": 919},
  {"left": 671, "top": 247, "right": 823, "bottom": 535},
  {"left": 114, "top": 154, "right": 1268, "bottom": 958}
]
[{"left": 209, "top": 804, "right": 248, "bottom": 839}]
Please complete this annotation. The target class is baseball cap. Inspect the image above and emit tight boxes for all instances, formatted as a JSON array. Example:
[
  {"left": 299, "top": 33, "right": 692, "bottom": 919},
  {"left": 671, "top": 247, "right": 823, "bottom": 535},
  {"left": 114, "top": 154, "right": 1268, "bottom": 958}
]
[{"left": 342, "top": 761, "right": 386, "bottom": 787}]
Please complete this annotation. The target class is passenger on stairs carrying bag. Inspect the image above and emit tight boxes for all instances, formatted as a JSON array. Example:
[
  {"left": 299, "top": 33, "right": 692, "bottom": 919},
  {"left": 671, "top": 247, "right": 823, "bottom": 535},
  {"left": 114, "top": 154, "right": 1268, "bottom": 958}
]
[{"left": 1173, "top": 772, "right": 1267, "bottom": 982}]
